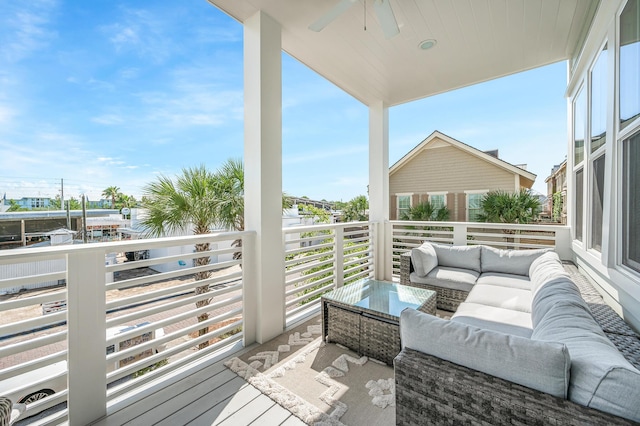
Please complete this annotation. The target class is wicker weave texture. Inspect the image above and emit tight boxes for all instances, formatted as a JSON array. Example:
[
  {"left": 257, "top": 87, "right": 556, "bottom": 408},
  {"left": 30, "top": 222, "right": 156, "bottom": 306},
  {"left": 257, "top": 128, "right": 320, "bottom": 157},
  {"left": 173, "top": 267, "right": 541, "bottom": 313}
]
[
  {"left": 322, "top": 284, "right": 436, "bottom": 365},
  {"left": 394, "top": 348, "right": 636, "bottom": 426}
]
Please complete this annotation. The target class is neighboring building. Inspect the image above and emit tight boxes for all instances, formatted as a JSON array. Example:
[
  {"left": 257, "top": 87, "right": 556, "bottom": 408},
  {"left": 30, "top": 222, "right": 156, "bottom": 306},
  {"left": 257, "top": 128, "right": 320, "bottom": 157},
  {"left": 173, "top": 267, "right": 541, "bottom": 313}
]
[
  {"left": 15, "top": 197, "right": 52, "bottom": 210},
  {"left": 389, "top": 131, "right": 537, "bottom": 221},
  {"left": 545, "top": 160, "right": 567, "bottom": 224},
  {"left": 0, "top": 209, "right": 120, "bottom": 248}
]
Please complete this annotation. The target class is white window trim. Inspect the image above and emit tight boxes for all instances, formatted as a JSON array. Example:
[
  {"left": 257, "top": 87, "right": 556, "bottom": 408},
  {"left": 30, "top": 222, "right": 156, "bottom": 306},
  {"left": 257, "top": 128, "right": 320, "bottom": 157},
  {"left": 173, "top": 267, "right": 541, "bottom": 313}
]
[
  {"left": 464, "top": 190, "right": 487, "bottom": 222},
  {"left": 396, "top": 193, "right": 413, "bottom": 219}
]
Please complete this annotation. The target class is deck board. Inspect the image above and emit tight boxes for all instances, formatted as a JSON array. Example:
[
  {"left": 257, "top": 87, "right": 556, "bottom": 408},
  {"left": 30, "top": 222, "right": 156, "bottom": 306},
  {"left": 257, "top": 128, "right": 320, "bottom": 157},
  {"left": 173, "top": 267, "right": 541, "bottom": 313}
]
[
  {"left": 249, "top": 403, "right": 296, "bottom": 425},
  {"left": 94, "top": 318, "right": 320, "bottom": 426},
  {"left": 152, "top": 375, "right": 253, "bottom": 425},
  {"left": 215, "top": 393, "right": 276, "bottom": 425},
  {"left": 95, "top": 362, "right": 231, "bottom": 425},
  {"left": 280, "top": 415, "right": 307, "bottom": 426}
]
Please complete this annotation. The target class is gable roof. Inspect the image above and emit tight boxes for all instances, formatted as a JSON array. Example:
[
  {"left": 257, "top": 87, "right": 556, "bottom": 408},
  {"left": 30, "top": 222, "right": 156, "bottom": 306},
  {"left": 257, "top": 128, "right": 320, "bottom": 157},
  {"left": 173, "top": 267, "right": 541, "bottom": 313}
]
[{"left": 390, "top": 130, "right": 537, "bottom": 185}]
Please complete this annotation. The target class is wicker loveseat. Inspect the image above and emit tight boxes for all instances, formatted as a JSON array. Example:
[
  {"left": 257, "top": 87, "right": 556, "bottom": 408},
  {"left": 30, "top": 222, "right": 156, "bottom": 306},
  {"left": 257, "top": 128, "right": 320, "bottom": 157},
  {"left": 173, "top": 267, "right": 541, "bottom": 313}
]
[{"left": 396, "top": 243, "right": 640, "bottom": 424}]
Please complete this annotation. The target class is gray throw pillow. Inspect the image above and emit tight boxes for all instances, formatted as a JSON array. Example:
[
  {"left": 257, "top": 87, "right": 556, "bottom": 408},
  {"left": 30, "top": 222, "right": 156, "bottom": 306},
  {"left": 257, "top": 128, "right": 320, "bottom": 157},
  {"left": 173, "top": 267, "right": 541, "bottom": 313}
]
[
  {"left": 411, "top": 242, "right": 438, "bottom": 277},
  {"left": 481, "top": 246, "right": 551, "bottom": 276},
  {"left": 432, "top": 243, "right": 481, "bottom": 273}
]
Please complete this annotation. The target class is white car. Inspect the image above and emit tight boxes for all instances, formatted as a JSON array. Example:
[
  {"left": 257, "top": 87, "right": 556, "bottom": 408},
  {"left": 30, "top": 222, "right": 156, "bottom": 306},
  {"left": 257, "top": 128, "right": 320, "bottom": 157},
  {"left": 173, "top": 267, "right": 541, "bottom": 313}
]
[{"left": 0, "top": 324, "right": 166, "bottom": 407}]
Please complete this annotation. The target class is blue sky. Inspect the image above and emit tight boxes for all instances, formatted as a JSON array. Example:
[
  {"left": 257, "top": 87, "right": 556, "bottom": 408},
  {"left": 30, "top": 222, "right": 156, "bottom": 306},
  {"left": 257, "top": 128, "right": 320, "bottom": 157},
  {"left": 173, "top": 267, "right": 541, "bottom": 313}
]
[{"left": 0, "top": 0, "right": 567, "bottom": 204}]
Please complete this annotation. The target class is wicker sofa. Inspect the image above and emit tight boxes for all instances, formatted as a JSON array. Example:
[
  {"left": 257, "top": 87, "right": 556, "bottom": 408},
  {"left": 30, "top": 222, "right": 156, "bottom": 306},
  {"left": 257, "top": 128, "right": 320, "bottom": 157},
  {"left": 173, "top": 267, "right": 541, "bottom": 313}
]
[{"left": 396, "top": 243, "right": 640, "bottom": 424}]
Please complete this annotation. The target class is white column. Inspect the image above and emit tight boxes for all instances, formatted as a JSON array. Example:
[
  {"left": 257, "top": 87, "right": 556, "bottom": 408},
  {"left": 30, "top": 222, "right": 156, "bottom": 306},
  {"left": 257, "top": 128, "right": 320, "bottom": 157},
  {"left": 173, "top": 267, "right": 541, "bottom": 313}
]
[
  {"left": 244, "top": 11, "right": 284, "bottom": 343},
  {"left": 369, "top": 101, "right": 391, "bottom": 281},
  {"left": 67, "top": 249, "right": 107, "bottom": 425}
]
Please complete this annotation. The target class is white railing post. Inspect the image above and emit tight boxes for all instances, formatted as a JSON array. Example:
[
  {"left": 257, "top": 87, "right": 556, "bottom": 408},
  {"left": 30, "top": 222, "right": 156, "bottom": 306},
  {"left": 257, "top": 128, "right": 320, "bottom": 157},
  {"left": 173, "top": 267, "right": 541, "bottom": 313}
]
[
  {"left": 383, "top": 221, "right": 393, "bottom": 281},
  {"left": 453, "top": 223, "right": 467, "bottom": 245},
  {"left": 335, "top": 226, "right": 344, "bottom": 288},
  {"left": 67, "top": 249, "right": 107, "bottom": 425},
  {"left": 243, "top": 232, "right": 257, "bottom": 346},
  {"left": 554, "top": 226, "right": 573, "bottom": 260}
]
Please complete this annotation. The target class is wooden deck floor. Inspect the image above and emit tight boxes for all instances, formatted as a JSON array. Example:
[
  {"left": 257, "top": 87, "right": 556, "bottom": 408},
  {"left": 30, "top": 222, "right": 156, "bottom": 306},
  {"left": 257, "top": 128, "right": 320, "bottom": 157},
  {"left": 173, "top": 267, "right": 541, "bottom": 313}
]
[{"left": 92, "top": 345, "right": 305, "bottom": 426}]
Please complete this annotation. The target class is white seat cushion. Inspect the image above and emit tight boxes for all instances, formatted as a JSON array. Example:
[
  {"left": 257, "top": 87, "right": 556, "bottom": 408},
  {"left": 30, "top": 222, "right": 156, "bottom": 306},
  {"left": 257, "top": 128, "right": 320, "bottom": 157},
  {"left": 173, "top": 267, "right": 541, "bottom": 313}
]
[
  {"left": 465, "top": 284, "right": 532, "bottom": 313},
  {"left": 477, "top": 272, "right": 531, "bottom": 290},
  {"left": 452, "top": 302, "right": 533, "bottom": 338}
]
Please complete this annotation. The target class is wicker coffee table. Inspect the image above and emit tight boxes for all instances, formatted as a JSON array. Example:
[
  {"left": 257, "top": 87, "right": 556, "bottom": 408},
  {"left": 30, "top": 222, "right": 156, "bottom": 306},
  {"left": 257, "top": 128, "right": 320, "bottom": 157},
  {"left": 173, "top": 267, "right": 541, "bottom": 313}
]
[{"left": 321, "top": 279, "right": 436, "bottom": 365}]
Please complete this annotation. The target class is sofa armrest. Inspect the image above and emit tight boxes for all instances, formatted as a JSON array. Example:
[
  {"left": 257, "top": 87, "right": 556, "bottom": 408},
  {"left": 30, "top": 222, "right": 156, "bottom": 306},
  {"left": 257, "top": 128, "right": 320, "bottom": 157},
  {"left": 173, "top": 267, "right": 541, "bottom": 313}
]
[
  {"left": 394, "top": 348, "right": 635, "bottom": 426},
  {"left": 400, "top": 252, "right": 413, "bottom": 286}
]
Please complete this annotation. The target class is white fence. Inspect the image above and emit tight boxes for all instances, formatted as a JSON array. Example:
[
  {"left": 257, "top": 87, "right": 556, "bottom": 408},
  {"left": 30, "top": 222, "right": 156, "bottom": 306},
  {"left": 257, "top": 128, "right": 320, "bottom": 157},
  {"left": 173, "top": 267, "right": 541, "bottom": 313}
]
[
  {"left": 390, "top": 220, "right": 572, "bottom": 278},
  {"left": 0, "top": 232, "right": 250, "bottom": 425},
  {"left": 283, "top": 222, "right": 375, "bottom": 326}
]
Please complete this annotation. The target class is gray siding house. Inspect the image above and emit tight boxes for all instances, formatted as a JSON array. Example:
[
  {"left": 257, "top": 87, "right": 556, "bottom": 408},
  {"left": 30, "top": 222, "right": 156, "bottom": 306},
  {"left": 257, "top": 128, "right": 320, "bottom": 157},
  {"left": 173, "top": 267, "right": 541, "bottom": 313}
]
[{"left": 390, "top": 131, "right": 536, "bottom": 221}]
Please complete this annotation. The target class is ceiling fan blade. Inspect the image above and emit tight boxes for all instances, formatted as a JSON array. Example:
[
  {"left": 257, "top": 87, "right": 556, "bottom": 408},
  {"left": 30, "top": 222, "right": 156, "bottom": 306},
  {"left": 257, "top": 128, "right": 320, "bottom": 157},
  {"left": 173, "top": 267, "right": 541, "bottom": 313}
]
[
  {"left": 309, "top": 0, "right": 358, "bottom": 32},
  {"left": 374, "top": 0, "right": 399, "bottom": 39}
]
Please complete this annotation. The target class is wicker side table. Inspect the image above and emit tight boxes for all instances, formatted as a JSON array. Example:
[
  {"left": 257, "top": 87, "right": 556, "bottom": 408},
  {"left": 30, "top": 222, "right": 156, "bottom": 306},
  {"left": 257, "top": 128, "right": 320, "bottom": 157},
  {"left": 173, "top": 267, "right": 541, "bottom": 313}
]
[{"left": 321, "top": 279, "right": 436, "bottom": 365}]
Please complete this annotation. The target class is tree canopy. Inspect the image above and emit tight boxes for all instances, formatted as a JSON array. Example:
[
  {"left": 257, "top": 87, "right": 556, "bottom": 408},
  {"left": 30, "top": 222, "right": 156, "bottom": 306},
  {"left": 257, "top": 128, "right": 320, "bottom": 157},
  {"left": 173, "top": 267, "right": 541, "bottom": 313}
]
[
  {"left": 342, "top": 195, "right": 369, "bottom": 222},
  {"left": 401, "top": 201, "right": 450, "bottom": 221},
  {"left": 477, "top": 190, "right": 541, "bottom": 224}
]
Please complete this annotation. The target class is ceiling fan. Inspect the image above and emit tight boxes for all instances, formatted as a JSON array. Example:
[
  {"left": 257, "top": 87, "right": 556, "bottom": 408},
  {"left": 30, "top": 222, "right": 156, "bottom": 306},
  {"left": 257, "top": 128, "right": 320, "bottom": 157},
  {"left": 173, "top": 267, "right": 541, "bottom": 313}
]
[{"left": 309, "top": 0, "right": 400, "bottom": 40}]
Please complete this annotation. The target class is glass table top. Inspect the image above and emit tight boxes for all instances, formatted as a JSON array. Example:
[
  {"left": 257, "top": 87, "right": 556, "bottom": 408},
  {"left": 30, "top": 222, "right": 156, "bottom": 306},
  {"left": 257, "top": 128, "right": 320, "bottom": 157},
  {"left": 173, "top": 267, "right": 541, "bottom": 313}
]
[{"left": 322, "top": 279, "right": 435, "bottom": 318}]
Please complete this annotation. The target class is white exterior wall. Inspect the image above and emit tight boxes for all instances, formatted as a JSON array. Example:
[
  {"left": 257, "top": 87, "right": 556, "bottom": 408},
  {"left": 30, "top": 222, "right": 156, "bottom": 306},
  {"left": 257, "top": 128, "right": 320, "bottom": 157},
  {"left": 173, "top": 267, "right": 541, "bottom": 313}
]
[{"left": 567, "top": 0, "right": 640, "bottom": 331}]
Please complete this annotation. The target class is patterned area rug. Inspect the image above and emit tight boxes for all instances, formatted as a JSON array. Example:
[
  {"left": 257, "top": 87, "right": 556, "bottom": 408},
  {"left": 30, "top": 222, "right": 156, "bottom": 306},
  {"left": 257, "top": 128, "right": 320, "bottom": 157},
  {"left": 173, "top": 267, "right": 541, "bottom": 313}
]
[{"left": 224, "top": 317, "right": 395, "bottom": 425}]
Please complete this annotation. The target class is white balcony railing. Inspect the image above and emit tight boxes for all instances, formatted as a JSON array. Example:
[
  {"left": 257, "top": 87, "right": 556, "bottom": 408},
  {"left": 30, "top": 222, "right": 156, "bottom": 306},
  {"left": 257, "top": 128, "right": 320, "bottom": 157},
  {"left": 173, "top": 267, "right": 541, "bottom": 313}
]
[
  {"left": 390, "top": 220, "right": 572, "bottom": 278},
  {"left": 283, "top": 221, "right": 375, "bottom": 326},
  {"left": 0, "top": 232, "right": 251, "bottom": 425}
]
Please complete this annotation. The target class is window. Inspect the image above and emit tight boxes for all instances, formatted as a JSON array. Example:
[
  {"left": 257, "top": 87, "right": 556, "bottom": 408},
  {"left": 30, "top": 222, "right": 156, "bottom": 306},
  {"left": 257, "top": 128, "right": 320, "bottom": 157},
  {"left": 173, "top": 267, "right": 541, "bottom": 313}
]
[
  {"left": 591, "top": 45, "right": 607, "bottom": 153},
  {"left": 620, "top": 0, "right": 640, "bottom": 130},
  {"left": 467, "top": 193, "right": 484, "bottom": 222},
  {"left": 590, "top": 155, "right": 605, "bottom": 251},
  {"left": 397, "top": 195, "right": 411, "bottom": 219},
  {"left": 575, "top": 169, "right": 584, "bottom": 242},
  {"left": 429, "top": 193, "right": 446, "bottom": 219},
  {"left": 574, "top": 88, "right": 586, "bottom": 164},
  {"left": 623, "top": 131, "right": 640, "bottom": 272}
]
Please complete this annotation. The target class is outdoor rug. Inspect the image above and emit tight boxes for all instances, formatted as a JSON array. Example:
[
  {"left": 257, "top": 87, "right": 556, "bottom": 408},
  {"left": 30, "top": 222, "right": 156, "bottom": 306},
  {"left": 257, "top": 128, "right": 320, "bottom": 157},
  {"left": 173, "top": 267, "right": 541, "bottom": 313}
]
[{"left": 224, "top": 317, "right": 395, "bottom": 425}]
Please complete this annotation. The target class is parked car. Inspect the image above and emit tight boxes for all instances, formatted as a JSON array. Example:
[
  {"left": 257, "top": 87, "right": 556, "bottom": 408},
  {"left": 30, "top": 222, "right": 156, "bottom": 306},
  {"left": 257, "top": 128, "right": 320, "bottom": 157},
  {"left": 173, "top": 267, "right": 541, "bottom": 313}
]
[{"left": 0, "top": 323, "right": 166, "bottom": 408}]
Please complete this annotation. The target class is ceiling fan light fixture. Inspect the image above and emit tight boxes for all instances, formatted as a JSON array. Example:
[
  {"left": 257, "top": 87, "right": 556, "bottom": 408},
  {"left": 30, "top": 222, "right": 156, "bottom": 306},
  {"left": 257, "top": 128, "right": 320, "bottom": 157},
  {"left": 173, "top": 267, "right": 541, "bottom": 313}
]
[{"left": 419, "top": 39, "right": 437, "bottom": 50}]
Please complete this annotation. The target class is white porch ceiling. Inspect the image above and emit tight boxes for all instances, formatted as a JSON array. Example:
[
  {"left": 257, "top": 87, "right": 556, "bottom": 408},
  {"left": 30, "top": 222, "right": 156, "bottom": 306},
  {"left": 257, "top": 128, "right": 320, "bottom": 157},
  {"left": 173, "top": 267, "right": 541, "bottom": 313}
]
[{"left": 206, "top": 0, "right": 599, "bottom": 107}]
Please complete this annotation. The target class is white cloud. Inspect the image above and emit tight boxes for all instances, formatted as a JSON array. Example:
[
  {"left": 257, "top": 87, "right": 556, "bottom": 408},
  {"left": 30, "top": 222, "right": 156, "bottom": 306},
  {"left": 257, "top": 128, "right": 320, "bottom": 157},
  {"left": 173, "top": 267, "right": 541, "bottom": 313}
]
[
  {"left": 0, "top": 1, "right": 58, "bottom": 63},
  {"left": 0, "top": 105, "right": 16, "bottom": 124},
  {"left": 100, "top": 7, "right": 175, "bottom": 63}
]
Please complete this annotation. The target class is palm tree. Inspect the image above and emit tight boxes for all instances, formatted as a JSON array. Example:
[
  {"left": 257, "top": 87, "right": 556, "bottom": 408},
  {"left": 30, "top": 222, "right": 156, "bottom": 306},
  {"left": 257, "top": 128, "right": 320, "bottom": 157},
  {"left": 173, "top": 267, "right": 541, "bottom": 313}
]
[
  {"left": 140, "top": 165, "right": 218, "bottom": 349},
  {"left": 400, "top": 201, "right": 450, "bottom": 221},
  {"left": 212, "top": 159, "right": 246, "bottom": 260},
  {"left": 477, "top": 190, "right": 541, "bottom": 224},
  {"left": 477, "top": 190, "right": 541, "bottom": 249},
  {"left": 211, "top": 158, "right": 292, "bottom": 259},
  {"left": 102, "top": 186, "right": 120, "bottom": 209},
  {"left": 343, "top": 195, "right": 369, "bottom": 222},
  {"left": 140, "top": 160, "right": 291, "bottom": 349}
]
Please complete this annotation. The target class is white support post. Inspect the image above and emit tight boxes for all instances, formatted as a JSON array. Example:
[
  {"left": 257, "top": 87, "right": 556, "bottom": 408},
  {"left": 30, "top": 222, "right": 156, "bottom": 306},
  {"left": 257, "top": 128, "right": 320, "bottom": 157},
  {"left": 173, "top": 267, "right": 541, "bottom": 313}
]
[
  {"left": 242, "top": 232, "right": 257, "bottom": 346},
  {"left": 243, "top": 11, "right": 285, "bottom": 343},
  {"left": 334, "top": 226, "right": 344, "bottom": 288},
  {"left": 368, "top": 101, "right": 391, "bottom": 281},
  {"left": 67, "top": 249, "right": 107, "bottom": 425},
  {"left": 453, "top": 223, "right": 467, "bottom": 245}
]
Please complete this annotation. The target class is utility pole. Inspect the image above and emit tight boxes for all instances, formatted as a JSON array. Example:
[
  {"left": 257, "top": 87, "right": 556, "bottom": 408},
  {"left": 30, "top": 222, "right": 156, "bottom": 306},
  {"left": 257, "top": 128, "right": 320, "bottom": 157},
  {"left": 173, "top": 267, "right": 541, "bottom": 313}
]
[
  {"left": 81, "top": 195, "right": 87, "bottom": 244},
  {"left": 66, "top": 200, "right": 71, "bottom": 230},
  {"left": 60, "top": 178, "right": 64, "bottom": 206}
]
